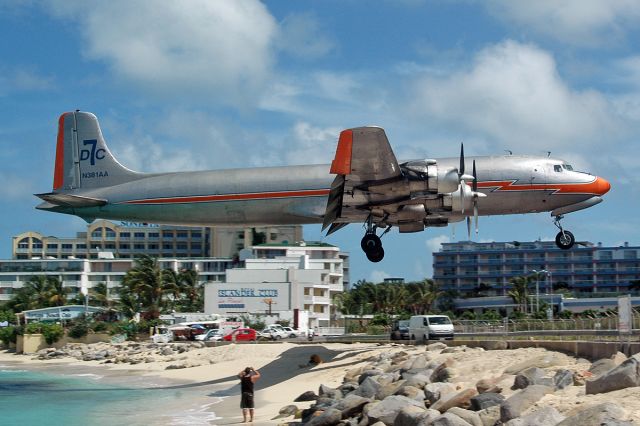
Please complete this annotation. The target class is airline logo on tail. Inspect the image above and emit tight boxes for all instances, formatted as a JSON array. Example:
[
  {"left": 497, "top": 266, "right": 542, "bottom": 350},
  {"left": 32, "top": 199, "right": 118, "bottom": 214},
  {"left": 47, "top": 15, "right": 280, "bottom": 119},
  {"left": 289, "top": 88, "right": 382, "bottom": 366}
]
[{"left": 80, "top": 139, "right": 106, "bottom": 165}]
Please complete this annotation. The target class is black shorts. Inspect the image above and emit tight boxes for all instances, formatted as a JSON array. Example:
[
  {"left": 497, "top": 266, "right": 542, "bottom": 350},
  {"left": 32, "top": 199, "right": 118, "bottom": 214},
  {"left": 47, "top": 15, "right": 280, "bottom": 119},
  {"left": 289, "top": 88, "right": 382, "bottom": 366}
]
[{"left": 241, "top": 392, "right": 254, "bottom": 409}]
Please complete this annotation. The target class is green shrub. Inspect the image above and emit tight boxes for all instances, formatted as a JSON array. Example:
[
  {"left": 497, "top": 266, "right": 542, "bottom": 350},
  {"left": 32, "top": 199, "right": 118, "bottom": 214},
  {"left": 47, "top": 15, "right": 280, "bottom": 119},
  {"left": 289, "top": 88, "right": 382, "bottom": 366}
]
[
  {"left": 41, "top": 324, "right": 64, "bottom": 345},
  {"left": 91, "top": 322, "right": 108, "bottom": 333},
  {"left": 25, "top": 322, "right": 44, "bottom": 334},
  {"left": 370, "top": 313, "right": 391, "bottom": 326},
  {"left": 68, "top": 322, "right": 89, "bottom": 339},
  {"left": 0, "top": 326, "right": 17, "bottom": 346},
  {"left": 366, "top": 325, "right": 387, "bottom": 335}
]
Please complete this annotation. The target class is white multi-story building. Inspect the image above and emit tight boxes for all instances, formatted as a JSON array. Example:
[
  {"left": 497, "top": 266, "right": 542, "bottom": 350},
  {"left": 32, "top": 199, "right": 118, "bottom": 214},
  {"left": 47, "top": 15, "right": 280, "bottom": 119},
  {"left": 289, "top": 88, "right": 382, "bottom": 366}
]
[{"left": 204, "top": 242, "right": 346, "bottom": 329}]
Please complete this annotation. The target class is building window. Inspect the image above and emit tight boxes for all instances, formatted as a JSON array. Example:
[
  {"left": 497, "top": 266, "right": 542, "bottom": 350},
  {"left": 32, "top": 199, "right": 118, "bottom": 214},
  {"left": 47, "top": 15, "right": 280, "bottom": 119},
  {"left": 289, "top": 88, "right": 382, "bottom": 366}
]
[
  {"left": 624, "top": 250, "right": 637, "bottom": 260},
  {"left": 191, "top": 243, "right": 201, "bottom": 250},
  {"left": 91, "top": 230, "right": 102, "bottom": 238},
  {"left": 149, "top": 244, "right": 159, "bottom": 250},
  {"left": 600, "top": 251, "right": 613, "bottom": 260},
  {"left": 149, "top": 232, "right": 159, "bottom": 238},
  {"left": 120, "top": 232, "right": 130, "bottom": 238},
  {"left": 163, "top": 244, "right": 173, "bottom": 250},
  {"left": 120, "top": 244, "right": 130, "bottom": 249},
  {"left": 77, "top": 244, "right": 87, "bottom": 249},
  {"left": 176, "top": 232, "right": 188, "bottom": 239},
  {"left": 134, "top": 244, "right": 145, "bottom": 250},
  {"left": 105, "top": 244, "right": 116, "bottom": 249},
  {"left": 177, "top": 244, "right": 188, "bottom": 250},
  {"left": 191, "top": 231, "right": 202, "bottom": 238},
  {"left": 105, "top": 229, "right": 116, "bottom": 238},
  {"left": 61, "top": 244, "right": 73, "bottom": 250},
  {"left": 134, "top": 232, "right": 145, "bottom": 239},
  {"left": 47, "top": 244, "right": 58, "bottom": 249},
  {"left": 162, "top": 231, "right": 173, "bottom": 238}
]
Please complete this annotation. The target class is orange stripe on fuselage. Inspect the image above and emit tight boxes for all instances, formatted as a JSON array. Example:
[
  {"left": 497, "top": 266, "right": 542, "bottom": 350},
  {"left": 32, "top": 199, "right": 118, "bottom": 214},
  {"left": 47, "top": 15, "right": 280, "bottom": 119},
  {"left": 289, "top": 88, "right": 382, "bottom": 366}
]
[
  {"left": 330, "top": 130, "right": 353, "bottom": 175},
  {"left": 475, "top": 177, "right": 609, "bottom": 195},
  {"left": 53, "top": 114, "right": 66, "bottom": 190},
  {"left": 122, "top": 189, "right": 331, "bottom": 205}
]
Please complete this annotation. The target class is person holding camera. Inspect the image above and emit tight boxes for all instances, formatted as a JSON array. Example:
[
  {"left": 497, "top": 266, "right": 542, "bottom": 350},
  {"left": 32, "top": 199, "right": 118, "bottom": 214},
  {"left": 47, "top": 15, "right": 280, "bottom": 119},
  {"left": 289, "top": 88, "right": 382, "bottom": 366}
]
[{"left": 238, "top": 366, "right": 261, "bottom": 422}]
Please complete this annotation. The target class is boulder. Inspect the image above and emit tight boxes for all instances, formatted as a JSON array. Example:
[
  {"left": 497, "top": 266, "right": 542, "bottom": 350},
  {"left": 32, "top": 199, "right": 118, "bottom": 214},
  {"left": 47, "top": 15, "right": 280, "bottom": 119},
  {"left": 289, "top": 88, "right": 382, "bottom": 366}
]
[
  {"left": 376, "top": 381, "right": 406, "bottom": 400},
  {"left": 410, "top": 355, "right": 429, "bottom": 370},
  {"left": 585, "top": 354, "right": 640, "bottom": 395},
  {"left": 404, "top": 373, "right": 431, "bottom": 389},
  {"left": 359, "top": 369, "right": 385, "bottom": 384},
  {"left": 477, "top": 406, "right": 500, "bottom": 426},
  {"left": 271, "top": 404, "right": 298, "bottom": 420},
  {"left": 332, "top": 394, "right": 371, "bottom": 419},
  {"left": 504, "top": 406, "right": 565, "bottom": 426},
  {"left": 424, "top": 382, "right": 456, "bottom": 405},
  {"left": 504, "top": 353, "right": 567, "bottom": 374},
  {"left": 588, "top": 358, "right": 617, "bottom": 377},
  {"left": 339, "top": 383, "right": 359, "bottom": 394},
  {"left": 393, "top": 406, "right": 440, "bottom": 426},
  {"left": 378, "top": 372, "right": 402, "bottom": 386},
  {"left": 475, "top": 377, "right": 503, "bottom": 394},
  {"left": 161, "top": 347, "right": 173, "bottom": 356},
  {"left": 447, "top": 407, "right": 482, "bottom": 426},
  {"left": 500, "top": 385, "right": 554, "bottom": 423},
  {"left": 353, "top": 377, "right": 382, "bottom": 399},
  {"left": 556, "top": 402, "right": 629, "bottom": 426},
  {"left": 395, "top": 385, "right": 425, "bottom": 403},
  {"left": 431, "top": 412, "right": 473, "bottom": 426},
  {"left": 553, "top": 369, "right": 573, "bottom": 390},
  {"left": 442, "top": 346, "right": 466, "bottom": 354},
  {"left": 512, "top": 367, "right": 551, "bottom": 389},
  {"left": 319, "top": 384, "right": 342, "bottom": 400},
  {"left": 431, "top": 360, "right": 457, "bottom": 383},
  {"left": 367, "top": 396, "right": 426, "bottom": 425},
  {"left": 479, "top": 340, "right": 508, "bottom": 351},
  {"left": 294, "top": 390, "right": 319, "bottom": 402},
  {"left": 426, "top": 342, "right": 447, "bottom": 352},
  {"left": 469, "top": 393, "right": 505, "bottom": 411},
  {"left": 430, "top": 388, "right": 478, "bottom": 413},
  {"left": 306, "top": 408, "right": 343, "bottom": 426},
  {"left": 344, "top": 366, "right": 365, "bottom": 382}
]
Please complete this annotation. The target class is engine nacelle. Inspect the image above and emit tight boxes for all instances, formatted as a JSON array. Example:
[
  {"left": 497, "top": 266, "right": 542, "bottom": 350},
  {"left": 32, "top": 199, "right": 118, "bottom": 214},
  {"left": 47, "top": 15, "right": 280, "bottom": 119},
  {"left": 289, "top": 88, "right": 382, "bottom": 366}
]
[
  {"left": 446, "top": 183, "right": 474, "bottom": 214},
  {"left": 437, "top": 167, "right": 460, "bottom": 194}
]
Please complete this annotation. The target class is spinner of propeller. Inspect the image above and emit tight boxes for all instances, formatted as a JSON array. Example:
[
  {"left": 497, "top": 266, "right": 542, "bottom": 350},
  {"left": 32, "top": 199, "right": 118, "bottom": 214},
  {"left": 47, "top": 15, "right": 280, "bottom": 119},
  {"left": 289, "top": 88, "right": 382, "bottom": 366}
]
[{"left": 457, "top": 144, "right": 486, "bottom": 239}]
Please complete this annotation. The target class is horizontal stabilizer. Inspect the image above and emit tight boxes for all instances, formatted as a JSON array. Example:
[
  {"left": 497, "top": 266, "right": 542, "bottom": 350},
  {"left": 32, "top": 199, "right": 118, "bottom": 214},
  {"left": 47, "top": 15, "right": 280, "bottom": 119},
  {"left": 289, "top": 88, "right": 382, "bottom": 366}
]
[
  {"left": 35, "top": 192, "right": 107, "bottom": 208},
  {"left": 326, "top": 222, "right": 349, "bottom": 236},
  {"left": 322, "top": 175, "right": 345, "bottom": 231}
]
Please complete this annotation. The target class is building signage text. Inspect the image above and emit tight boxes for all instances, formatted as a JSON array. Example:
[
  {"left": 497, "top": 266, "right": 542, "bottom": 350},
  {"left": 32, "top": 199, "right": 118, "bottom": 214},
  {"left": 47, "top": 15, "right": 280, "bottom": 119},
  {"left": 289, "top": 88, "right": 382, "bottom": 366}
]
[{"left": 218, "top": 288, "right": 278, "bottom": 298}]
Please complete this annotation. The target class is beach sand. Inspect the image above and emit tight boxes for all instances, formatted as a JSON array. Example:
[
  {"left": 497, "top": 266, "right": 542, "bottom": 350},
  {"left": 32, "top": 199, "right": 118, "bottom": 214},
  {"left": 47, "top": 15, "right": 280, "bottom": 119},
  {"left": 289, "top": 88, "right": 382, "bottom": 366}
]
[{"left": 3, "top": 342, "right": 640, "bottom": 425}]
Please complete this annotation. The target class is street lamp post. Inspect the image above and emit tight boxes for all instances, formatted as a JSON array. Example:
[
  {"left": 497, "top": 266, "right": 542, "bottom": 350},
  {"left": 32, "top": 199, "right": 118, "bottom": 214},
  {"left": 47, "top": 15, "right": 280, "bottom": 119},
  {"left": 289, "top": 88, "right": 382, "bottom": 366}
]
[{"left": 531, "top": 269, "right": 549, "bottom": 314}]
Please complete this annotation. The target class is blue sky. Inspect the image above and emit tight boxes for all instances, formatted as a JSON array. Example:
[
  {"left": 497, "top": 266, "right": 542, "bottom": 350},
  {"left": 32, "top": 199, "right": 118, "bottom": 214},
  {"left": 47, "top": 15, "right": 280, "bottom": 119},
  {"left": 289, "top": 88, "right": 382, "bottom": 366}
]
[{"left": 1, "top": 1, "right": 639, "bottom": 283}]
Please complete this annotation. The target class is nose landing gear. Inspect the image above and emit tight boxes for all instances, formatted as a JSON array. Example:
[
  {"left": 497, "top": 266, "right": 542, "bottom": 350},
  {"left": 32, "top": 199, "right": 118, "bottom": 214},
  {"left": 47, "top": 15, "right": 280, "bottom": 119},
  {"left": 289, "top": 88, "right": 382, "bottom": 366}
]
[
  {"left": 553, "top": 215, "right": 575, "bottom": 250},
  {"left": 361, "top": 216, "right": 390, "bottom": 262}
]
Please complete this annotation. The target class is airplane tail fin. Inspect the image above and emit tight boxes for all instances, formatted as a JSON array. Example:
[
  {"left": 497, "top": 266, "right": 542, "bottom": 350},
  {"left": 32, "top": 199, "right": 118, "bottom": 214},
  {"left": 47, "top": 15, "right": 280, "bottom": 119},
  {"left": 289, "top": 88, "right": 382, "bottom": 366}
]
[{"left": 52, "top": 111, "right": 141, "bottom": 192}]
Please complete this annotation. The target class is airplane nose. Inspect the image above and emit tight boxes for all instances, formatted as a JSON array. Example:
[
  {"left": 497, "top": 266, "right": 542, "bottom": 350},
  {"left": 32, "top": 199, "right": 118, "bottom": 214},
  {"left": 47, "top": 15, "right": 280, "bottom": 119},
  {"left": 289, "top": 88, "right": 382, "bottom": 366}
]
[{"left": 595, "top": 176, "right": 611, "bottom": 196}]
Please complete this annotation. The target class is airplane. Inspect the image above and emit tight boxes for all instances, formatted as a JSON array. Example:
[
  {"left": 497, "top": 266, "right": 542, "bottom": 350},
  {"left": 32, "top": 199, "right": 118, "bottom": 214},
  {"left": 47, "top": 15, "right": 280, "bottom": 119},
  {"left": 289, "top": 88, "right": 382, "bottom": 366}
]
[{"left": 36, "top": 111, "right": 611, "bottom": 262}]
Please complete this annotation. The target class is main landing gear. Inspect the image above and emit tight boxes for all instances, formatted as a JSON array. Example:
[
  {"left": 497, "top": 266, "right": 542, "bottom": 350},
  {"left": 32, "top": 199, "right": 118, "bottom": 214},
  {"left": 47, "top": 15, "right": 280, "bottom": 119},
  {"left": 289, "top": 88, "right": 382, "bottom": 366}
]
[
  {"left": 361, "top": 217, "right": 390, "bottom": 262},
  {"left": 553, "top": 215, "right": 575, "bottom": 250}
]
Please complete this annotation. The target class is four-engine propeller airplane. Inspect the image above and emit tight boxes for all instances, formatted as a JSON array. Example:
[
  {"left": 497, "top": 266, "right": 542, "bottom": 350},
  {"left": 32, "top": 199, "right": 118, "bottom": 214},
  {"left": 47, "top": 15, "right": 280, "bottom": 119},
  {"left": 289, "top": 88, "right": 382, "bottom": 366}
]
[{"left": 36, "top": 111, "right": 611, "bottom": 262}]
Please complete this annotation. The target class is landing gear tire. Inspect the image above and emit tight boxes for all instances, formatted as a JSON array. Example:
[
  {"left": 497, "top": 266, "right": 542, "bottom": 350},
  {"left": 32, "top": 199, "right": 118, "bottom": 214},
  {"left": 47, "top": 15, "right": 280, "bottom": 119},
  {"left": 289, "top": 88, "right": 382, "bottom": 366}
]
[
  {"left": 366, "top": 246, "right": 385, "bottom": 263},
  {"left": 555, "top": 230, "right": 575, "bottom": 250},
  {"left": 361, "top": 233, "right": 381, "bottom": 252}
]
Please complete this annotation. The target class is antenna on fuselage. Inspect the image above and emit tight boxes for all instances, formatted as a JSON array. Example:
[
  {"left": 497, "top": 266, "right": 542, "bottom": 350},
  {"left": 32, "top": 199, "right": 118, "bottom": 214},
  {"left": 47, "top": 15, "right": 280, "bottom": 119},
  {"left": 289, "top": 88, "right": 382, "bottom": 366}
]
[
  {"left": 546, "top": 151, "right": 551, "bottom": 157},
  {"left": 504, "top": 150, "right": 512, "bottom": 155}
]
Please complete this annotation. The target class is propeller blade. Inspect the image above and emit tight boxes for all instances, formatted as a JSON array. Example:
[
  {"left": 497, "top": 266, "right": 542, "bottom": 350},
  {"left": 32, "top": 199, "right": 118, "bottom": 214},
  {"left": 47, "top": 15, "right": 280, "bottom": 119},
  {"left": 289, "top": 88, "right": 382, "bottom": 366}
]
[
  {"left": 460, "top": 180, "right": 465, "bottom": 214},
  {"left": 459, "top": 143, "right": 465, "bottom": 176},
  {"left": 472, "top": 160, "right": 478, "bottom": 192},
  {"left": 474, "top": 203, "right": 479, "bottom": 234},
  {"left": 466, "top": 216, "right": 471, "bottom": 240}
]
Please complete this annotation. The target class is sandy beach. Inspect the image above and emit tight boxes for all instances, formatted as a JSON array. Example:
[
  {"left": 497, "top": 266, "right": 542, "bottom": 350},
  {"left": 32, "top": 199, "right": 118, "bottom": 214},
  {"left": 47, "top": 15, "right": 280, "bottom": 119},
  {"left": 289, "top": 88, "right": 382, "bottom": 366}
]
[{"left": 2, "top": 342, "right": 640, "bottom": 425}]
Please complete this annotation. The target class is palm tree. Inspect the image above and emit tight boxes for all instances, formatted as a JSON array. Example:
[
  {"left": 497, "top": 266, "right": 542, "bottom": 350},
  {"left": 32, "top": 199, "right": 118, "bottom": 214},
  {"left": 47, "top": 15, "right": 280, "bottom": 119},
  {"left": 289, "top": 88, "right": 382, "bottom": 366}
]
[
  {"left": 89, "top": 282, "right": 111, "bottom": 308},
  {"left": 121, "top": 255, "right": 175, "bottom": 319},
  {"left": 508, "top": 276, "right": 530, "bottom": 313},
  {"left": 46, "top": 277, "right": 68, "bottom": 306},
  {"left": 408, "top": 279, "right": 442, "bottom": 314},
  {"left": 23, "top": 275, "right": 51, "bottom": 308},
  {"left": 175, "top": 269, "right": 202, "bottom": 312}
]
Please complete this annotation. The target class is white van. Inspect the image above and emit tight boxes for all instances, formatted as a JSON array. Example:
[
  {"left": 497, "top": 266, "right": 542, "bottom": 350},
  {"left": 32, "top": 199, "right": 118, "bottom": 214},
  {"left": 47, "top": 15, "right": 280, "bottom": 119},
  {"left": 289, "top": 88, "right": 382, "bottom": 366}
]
[{"left": 409, "top": 315, "right": 454, "bottom": 341}]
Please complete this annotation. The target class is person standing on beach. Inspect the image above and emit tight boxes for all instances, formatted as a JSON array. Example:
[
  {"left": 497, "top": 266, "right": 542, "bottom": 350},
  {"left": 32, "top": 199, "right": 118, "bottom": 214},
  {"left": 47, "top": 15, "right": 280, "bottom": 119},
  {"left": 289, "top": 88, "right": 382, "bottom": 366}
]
[{"left": 238, "top": 366, "right": 261, "bottom": 422}]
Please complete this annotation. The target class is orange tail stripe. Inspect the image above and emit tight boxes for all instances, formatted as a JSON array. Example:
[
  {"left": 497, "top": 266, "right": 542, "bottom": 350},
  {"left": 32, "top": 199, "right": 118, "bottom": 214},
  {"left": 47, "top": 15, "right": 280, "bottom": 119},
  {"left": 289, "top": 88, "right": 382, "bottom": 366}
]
[
  {"left": 53, "top": 113, "right": 66, "bottom": 190},
  {"left": 123, "top": 189, "right": 331, "bottom": 205},
  {"left": 330, "top": 129, "right": 353, "bottom": 175},
  {"left": 475, "top": 178, "right": 608, "bottom": 195}
]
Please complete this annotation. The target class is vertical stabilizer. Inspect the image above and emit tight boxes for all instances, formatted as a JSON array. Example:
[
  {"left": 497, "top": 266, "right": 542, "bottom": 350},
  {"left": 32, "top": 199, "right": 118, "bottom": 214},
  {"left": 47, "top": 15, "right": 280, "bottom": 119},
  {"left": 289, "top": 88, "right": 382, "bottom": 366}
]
[{"left": 53, "top": 111, "right": 141, "bottom": 191}]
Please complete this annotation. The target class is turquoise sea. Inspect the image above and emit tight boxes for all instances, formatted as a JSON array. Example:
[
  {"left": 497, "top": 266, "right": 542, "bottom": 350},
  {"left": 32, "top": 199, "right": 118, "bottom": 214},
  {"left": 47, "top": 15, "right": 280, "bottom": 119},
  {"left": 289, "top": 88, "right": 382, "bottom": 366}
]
[{"left": 0, "top": 365, "right": 223, "bottom": 426}]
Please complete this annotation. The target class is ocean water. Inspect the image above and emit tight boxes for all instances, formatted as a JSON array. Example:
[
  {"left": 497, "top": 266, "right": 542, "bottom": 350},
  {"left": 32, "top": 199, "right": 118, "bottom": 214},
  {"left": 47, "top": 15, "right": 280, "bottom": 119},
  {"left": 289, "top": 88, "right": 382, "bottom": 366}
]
[{"left": 0, "top": 365, "right": 223, "bottom": 426}]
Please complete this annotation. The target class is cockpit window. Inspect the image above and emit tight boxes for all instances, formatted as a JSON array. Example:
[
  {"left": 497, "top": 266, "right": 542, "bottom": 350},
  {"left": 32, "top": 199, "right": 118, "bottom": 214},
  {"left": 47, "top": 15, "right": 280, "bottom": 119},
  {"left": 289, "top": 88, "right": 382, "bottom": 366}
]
[
  {"left": 554, "top": 165, "right": 562, "bottom": 172},
  {"left": 562, "top": 164, "right": 573, "bottom": 171}
]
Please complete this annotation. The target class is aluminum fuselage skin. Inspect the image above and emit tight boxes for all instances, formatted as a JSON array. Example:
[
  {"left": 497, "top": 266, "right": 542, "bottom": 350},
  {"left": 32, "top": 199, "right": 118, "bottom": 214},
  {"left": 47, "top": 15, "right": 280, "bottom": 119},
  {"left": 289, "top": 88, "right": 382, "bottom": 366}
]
[{"left": 44, "top": 155, "right": 602, "bottom": 227}]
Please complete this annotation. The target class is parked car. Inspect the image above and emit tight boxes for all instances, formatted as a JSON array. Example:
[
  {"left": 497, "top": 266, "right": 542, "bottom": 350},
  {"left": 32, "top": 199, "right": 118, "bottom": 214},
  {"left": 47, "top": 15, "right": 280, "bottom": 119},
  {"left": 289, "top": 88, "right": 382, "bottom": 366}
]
[
  {"left": 390, "top": 320, "right": 410, "bottom": 340},
  {"left": 151, "top": 328, "right": 173, "bottom": 343},
  {"left": 223, "top": 328, "right": 257, "bottom": 342},
  {"left": 195, "top": 328, "right": 225, "bottom": 341},
  {"left": 409, "top": 315, "right": 454, "bottom": 341},
  {"left": 282, "top": 327, "right": 300, "bottom": 338},
  {"left": 259, "top": 327, "right": 288, "bottom": 340}
]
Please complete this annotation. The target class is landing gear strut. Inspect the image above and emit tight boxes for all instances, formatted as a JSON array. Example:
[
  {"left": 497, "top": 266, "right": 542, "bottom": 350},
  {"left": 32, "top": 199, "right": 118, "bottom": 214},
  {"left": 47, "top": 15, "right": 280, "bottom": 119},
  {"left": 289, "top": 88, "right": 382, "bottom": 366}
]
[
  {"left": 553, "top": 215, "right": 575, "bottom": 250},
  {"left": 361, "top": 216, "right": 389, "bottom": 262}
]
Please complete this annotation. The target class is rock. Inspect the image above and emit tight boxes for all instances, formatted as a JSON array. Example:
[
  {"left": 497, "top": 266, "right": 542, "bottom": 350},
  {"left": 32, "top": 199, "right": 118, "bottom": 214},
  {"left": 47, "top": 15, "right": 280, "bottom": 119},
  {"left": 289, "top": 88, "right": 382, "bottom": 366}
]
[
  {"left": 424, "top": 382, "right": 456, "bottom": 405},
  {"left": 475, "top": 377, "right": 503, "bottom": 394},
  {"left": 431, "top": 388, "right": 478, "bottom": 413},
  {"left": 410, "top": 355, "right": 429, "bottom": 370},
  {"left": 504, "top": 406, "right": 565, "bottom": 426},
  {"left": 144, "top": 357, "right": 155, "bottom": 363},
  {"left": 512, "top": 367, "right": 550, "bottom": 389},
  {"left": 271, "top": 404, "right": 298, "bottom": 420},
  {"left": 447, "top": 408, "right": 482, "bottom": 426},
  {"left": 585, "top": 354, "right": 640, "bottom": 395},
  {"left": 553, "top": 369, "right": 573, "bottom": 390},
  {"left": 556, "top": 402, "right": 629, "bottom": 426},
  {"left": 332, "top": 394, "right": 371, "bottom": 419},
  {"left": 359, "top": 369, "right": 385, "bottom": 384},
  {"left": 479, "top": 341, "right": 508, "bottom": 350},
  {"left": 504, "top": 353, "right": 567, "bottom": 374},
  {"left": 572, "top": 370, "right": 593, "bottom": 386},
  {"left": 165, "top": 364, "right": 186, "bottom": 370},
  {"left": 441, "top": 346, "right": 466, "bottom": 354},
  {"left": 161, "top": 347, "right": 173, "bottom": 356},
  {"left": 314, "top": 397, "right": 336, "bottom": 409},
  {"left": 469, "top": 393, "right": 505, "bottom": 411},
  {"left": 319, "top": 384, "right": 342, "bottom": 400},
  {"left": 378, "top": 372, "right": 401, "bottom": 386},
  {"left": 500, "top": 385, "right": 554, "bottom": 423},
  {"left": 377, "top": 381, "right": 406, "bottom": 400},
  {"left": 430, "top": 358, "right": 456, "bottom": 382},
  {"left": 339, "top": 383, "right": 359, "bottom": 394},
  {"left": 477, "top": 406, "right": 500, "bottom": 426},
  {"left": 393, "top": 406, "right": 439, "bottom": 426},
  {"left": 404, "top": 373, "right": 430, "bottom": 389},
  {"left": 353, "top": 377, "right": 382, "bottom": 399},
  {"left": 294, "top": 390, "right": 318, "bottom": 402},
  {"left": 431, "top": 412, "right": 473, "bottom": 426},
  {"left": 345, "top": 366, "right": 365, "bottom": 382},
  {"left": 588, "top": 358, "right": 617, "bottom": 377},
  {"left": 367, "top": 395, "right": 426, "bottom": 425},
  {"left": 611, "top": 351, "right": 628, "bottom": 365},
  {"left": 426, "top": 342, "right": 447, "bottom": 352},
  {"left": 306, "top": 408, "right": 342, "bottom": 426},
  {"left": 395, "top": 385, "right": 425, "bottom": 403}
]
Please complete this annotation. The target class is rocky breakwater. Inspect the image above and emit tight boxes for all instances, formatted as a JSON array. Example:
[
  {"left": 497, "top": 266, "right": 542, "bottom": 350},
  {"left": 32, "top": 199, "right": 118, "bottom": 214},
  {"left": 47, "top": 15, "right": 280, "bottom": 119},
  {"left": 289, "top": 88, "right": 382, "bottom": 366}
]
[
  {"left": 275, "top": 342, "right": 637, "bottom": 425},
  {"left": 33, "top": 341, "right": 211, "bottom": 369}
]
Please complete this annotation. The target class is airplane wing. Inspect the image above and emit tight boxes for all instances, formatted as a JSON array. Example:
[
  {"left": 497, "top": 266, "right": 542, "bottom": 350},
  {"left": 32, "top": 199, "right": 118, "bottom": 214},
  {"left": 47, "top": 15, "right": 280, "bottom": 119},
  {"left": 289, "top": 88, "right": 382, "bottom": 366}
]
[{"left": 323, "top": 127, "right": 404, "bottom": 234}]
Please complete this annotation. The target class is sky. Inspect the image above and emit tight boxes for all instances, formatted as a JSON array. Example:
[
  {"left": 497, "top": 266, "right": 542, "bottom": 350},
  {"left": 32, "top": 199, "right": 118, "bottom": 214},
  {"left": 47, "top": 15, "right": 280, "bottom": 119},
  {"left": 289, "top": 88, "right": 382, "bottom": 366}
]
[{"left": 1, "top": 0, "right": 639, "bottom": 284}]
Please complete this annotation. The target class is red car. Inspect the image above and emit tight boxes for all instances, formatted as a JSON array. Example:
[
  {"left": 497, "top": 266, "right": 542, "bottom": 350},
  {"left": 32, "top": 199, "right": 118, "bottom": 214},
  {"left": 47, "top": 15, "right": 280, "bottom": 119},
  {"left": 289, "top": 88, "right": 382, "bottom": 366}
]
[{"left": 223, "top": 328, "right": 257, "bottom": 342}]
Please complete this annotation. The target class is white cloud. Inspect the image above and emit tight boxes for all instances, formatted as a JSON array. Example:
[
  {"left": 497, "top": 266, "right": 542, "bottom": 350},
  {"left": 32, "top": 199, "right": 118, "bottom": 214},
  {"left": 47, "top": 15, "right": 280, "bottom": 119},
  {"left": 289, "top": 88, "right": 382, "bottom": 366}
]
[
  {"left": 45, "top": 0, "right": 277, "bottom": 106},
  {"left": 0, "top": 173, "right": 37, "bottom": 201},
  {"left": 0, "top": 68, "right": 54, "bottom": 95},
  {"left": 409, "top": 40, "right": 619, "bottom": 152},
  {"left": 277, "top": 12, "right": 334, "bottom": 60},
  {"left": 369, "top": 269, "right": 390, "bottom": 283},
  {"left": 485, "top": 0, "right": 640, "bottom": 46},
  {"left": 425, "top": 235, "right": 450, "bottom": 253}
]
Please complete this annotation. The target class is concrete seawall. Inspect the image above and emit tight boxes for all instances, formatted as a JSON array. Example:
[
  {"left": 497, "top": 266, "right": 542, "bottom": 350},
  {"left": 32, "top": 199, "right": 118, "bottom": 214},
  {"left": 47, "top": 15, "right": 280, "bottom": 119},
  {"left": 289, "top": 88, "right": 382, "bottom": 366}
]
[{"left": 449, "top": 339, "right": 640, "bottom": 360}]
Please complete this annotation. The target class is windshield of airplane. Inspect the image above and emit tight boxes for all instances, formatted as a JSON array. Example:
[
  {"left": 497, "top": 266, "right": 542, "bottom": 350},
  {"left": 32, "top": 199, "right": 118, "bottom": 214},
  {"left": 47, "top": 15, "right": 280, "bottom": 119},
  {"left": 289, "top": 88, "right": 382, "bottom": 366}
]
[{"left": 562, "top": 164, "right": 573, "bottom": 171}]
